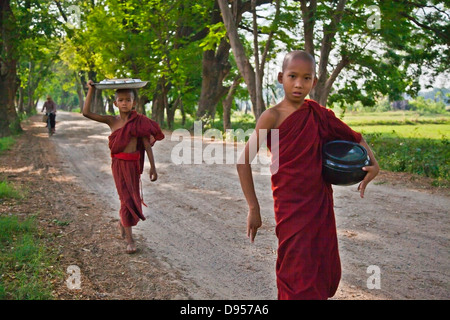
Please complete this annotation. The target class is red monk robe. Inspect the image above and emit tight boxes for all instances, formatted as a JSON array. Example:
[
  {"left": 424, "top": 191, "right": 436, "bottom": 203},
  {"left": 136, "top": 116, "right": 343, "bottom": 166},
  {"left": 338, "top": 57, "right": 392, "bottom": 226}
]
[
  {"left": 109, "top": 110, "right": 164, "bottom": 227},
  {"left": 267, "top": 99, "right": 362, "bottom": 300}
]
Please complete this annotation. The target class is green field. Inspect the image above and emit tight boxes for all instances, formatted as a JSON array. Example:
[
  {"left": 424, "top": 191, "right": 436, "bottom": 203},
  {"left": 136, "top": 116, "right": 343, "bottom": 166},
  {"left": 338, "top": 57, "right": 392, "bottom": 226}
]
[
  {"left": 342, "top": 111, "right": 449, "bottom": 186},
  {"left": 350, "top": 123, "right": 450, "bottom": 140},
  {"left": 343, "top": 110, "right": 450, "bottom": 126}
]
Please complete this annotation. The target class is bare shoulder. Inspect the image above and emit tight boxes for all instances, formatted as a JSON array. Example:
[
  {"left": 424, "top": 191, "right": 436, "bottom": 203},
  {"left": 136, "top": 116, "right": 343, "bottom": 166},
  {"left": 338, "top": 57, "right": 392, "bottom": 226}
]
[
  {"left": 108, "top": 115, "right": 120, "bottom": 124},
  {"left": 101, "top": 114, "right": 117, "bottom": 128},
  {"left": 256, "top": 107, "right": 280, "bottom": 130},
  {"left": 109, "top": 115, "right": 126, "bottom": 131}
]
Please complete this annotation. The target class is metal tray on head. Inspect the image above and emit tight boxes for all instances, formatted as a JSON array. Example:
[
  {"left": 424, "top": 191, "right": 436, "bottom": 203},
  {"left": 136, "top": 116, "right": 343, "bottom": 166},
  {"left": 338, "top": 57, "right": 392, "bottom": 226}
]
[{"left": 93, "top": 78, "right": 148, "bottom": 90}]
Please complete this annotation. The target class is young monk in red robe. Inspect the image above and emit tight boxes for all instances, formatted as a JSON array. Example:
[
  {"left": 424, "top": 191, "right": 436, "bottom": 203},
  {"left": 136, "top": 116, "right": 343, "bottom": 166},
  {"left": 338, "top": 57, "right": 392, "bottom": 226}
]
[
  {"left": 83, "top": 80, "right": 164, "bottom": 254},
  {"left": 237, "top": 51, "right": 380, "bottom": 299}
]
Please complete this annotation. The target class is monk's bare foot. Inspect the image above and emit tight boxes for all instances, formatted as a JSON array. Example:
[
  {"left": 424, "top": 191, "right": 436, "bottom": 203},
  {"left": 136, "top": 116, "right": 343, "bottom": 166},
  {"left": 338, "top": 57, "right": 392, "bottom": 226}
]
[
  {"left": 126, "top": 242, "right": 137, "bottom": 254},
  {"left": 117, "top": 222, "right": 125, "bottom": 239}
]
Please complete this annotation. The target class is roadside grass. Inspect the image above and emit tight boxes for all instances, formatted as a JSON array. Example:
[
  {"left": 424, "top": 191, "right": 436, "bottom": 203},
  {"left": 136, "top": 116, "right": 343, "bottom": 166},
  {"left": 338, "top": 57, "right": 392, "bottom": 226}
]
[
  {"left": 0, "top": 137, "right": 16, "bottom": 154},
  {"left": 0, "top": 180, "right": 24, "bottom": 200},
  {"left": 362, "top": 133, "right": 449, "bottom": 187},
  {"left": 0, "top": 137, "right": 61, "bottom": 300},
  {"left": 0, "top": 214, "right": 61, "bottom": 300}
]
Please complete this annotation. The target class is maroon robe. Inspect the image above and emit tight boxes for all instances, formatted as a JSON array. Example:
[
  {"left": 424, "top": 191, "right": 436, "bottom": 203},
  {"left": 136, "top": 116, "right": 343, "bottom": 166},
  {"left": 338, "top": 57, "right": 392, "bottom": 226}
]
[
  {"left": 267, "top": 99, "right": 362, "bottom": 300},
  {"left": 109, "top": 111, "right": 164, "bottom": 227}
]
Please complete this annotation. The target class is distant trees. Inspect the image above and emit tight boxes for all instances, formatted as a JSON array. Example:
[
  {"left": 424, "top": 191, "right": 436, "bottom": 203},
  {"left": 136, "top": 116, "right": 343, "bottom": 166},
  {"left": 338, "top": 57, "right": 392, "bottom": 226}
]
[{"left": 0, "top": 0, "right": 448, "bottom": 137}]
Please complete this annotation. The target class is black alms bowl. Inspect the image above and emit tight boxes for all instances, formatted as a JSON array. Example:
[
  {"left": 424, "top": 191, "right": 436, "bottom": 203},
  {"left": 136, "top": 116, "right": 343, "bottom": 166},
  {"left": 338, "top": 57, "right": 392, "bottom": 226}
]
[{"left": 322, "top": 140, "right": 371, "bottom": 186}]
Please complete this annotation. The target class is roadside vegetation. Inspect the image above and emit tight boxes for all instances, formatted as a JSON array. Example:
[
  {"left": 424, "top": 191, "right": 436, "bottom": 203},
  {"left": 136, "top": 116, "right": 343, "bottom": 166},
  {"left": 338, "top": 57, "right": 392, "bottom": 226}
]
[
  {"left": 337, "top": 98, "right": 449, "bottom": 187},
  {"left": 0, "top": 153, "right": 61, "bottom": 299}
]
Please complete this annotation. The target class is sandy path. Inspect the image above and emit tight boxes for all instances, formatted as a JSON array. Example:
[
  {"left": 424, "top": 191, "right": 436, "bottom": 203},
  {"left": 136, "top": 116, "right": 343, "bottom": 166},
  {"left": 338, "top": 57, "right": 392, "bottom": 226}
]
[{"left": 52, "top": 111, "right": 449, "bottom": 299}]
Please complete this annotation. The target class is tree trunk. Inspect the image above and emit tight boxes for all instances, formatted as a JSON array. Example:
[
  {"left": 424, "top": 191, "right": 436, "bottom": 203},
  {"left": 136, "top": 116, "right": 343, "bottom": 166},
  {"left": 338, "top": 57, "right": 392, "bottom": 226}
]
[
  {"left": 0, "top": 76, "right": 19, "bottom": 137},
  {"left": 93, "top": 88, "right": 104, "bottom": 114},
  {"left": 85, "top": 70, "right": 104, "bottom": 114},
  {"left": 151, "top": 77, "right": 168, "bottom": 126},
  {"left": 18, "top": 85, "right": 24, "bottom": 114},
  {"left": 218, "top": 0, "right": 261, "bottom": 120},
  {"left": 166, "top": 97, "right": 180, "bottom": 130},
  {"left": 251, "top": 0, "right": 266, "bottom": 121},
  {"left": 151, "top": 94, "right": 165, "bottom": 126},
  {"left": 107, "top": 95, "right": 115, "bottom": 115},
  {"left": 0, "top": 0, "right": 21, "bottom": 137},
  {"left": 308, "top": 0, "right": 348, "bottom": 107},
  {"left": 299, "top": 0, "right": 317, "bottom": 56},
  {"left": 311, "top": 56, "right": 350, "bottom": 106},
  {"left": 75, "top": 72, "right": 85, "bottom": 112},
  {"left": 26, "top": 87, "right": 36, "bottom": 115},
  {"left": 180, "top": 100, "right": 186, "bottom": 126},
  {"left": 136, "top": 95, "right": 149, "bottom": 115},
  {"left": 197, "top": 43, "right": 231, "bottom": 120},
  {"left": 223, "top": 75, "right": 242, "bottom": 130},
  {"left": 196, "top": 2, "right": 232, "bottom": 121},
  {"left": 218, "top": 0, "right": 276, "bottom": 121}
]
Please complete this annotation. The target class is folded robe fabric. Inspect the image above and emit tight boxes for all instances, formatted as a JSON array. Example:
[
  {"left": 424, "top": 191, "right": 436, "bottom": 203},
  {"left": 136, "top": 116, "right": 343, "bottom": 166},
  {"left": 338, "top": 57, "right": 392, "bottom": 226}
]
[
  {"left": 267, "top": 99, "right": 362, "bottom": 300},
  {"left": 109, "top": 111, "right": 164, "bottom": 227}
]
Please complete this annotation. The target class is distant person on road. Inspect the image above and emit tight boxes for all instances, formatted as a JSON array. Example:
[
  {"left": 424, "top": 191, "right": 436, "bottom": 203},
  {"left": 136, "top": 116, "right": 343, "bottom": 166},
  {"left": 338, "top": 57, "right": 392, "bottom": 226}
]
[
  {"left": 41, "top": 95, "right": 57, "bottom": 134},
  {"left": 83, "top": 80, "right": 164, "bottom": 254},
  {"left": 236, "top": 51, "right": 380, "bottom": 300}
]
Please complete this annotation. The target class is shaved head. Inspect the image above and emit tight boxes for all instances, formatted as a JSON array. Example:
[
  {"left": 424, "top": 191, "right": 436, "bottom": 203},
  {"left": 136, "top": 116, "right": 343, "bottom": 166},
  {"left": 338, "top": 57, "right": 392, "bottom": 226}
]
[
  {"left": 282, "top": 50, "right": 316, "bottom": 74},
  {"left": 115, "top": 88, "right": 137, "bottom": 101}
]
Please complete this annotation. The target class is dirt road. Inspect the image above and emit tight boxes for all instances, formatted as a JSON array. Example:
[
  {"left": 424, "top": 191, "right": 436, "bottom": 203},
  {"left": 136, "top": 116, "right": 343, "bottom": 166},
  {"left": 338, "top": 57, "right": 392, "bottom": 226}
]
[{"left": 10, "top": 111, "right": 449, "bottom": 299}]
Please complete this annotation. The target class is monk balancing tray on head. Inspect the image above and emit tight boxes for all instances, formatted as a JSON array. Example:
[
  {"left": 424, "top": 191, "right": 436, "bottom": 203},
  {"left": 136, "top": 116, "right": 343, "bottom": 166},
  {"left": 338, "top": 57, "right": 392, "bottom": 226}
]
[{"left": 83, "top": 79, "right": 164, "bottom": 254}]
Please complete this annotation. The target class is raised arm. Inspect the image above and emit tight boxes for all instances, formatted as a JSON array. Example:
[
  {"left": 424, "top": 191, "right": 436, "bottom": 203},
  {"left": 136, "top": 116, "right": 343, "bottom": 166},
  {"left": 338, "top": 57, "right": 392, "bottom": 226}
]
[
  {"left": 82, "top": 80, "right": 114, "bottom": 125},
  {"left": 236, "top": 109, "right": 277, "bottom": 242}
]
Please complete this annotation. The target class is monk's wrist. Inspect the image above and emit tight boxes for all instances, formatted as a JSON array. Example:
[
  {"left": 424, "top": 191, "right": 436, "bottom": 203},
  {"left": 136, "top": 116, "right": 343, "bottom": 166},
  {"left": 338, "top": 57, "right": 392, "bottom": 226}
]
[{"left": 248, "top": 202, "right": 260, "bottom": 212}]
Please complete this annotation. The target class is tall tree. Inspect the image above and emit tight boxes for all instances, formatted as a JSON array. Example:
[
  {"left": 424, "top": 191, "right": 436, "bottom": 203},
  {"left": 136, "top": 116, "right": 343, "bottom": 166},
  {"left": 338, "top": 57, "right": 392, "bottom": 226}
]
[
  {"left": 218, "top": 0, "right": 277, "bottom": 121},
  {"left": 88, "top": 0, "right": 209, "bottom": 127},
  {"left": 0, "top": 0, "right": 20, "bottom": 137},
  {"left": 222, "top": 74, "right": 242, "bottom": 130},
  {"left": 197, "top": 0, "right": 271, "bottom": 122},
  {"left": 196, "top": 2, "right": 232, "bottom": 121},
  {"left": 301, "top": 0, "right": 348, "bottom": 106}
]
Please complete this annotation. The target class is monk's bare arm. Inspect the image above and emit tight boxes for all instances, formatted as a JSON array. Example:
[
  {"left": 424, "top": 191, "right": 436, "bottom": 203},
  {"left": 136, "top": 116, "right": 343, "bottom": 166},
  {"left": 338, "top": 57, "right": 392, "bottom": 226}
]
[
  {"left": 82, "top": 80, "right": 114, "bottom": 126},
  {"left": 143, "top": 136, "right": 157, "bottom": 181},
  {"left": 236, "top": 109, "right": 278, "bottom": 242},
  {"left": 358, "top": 137, "right": 380, "bottom": 198}
]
